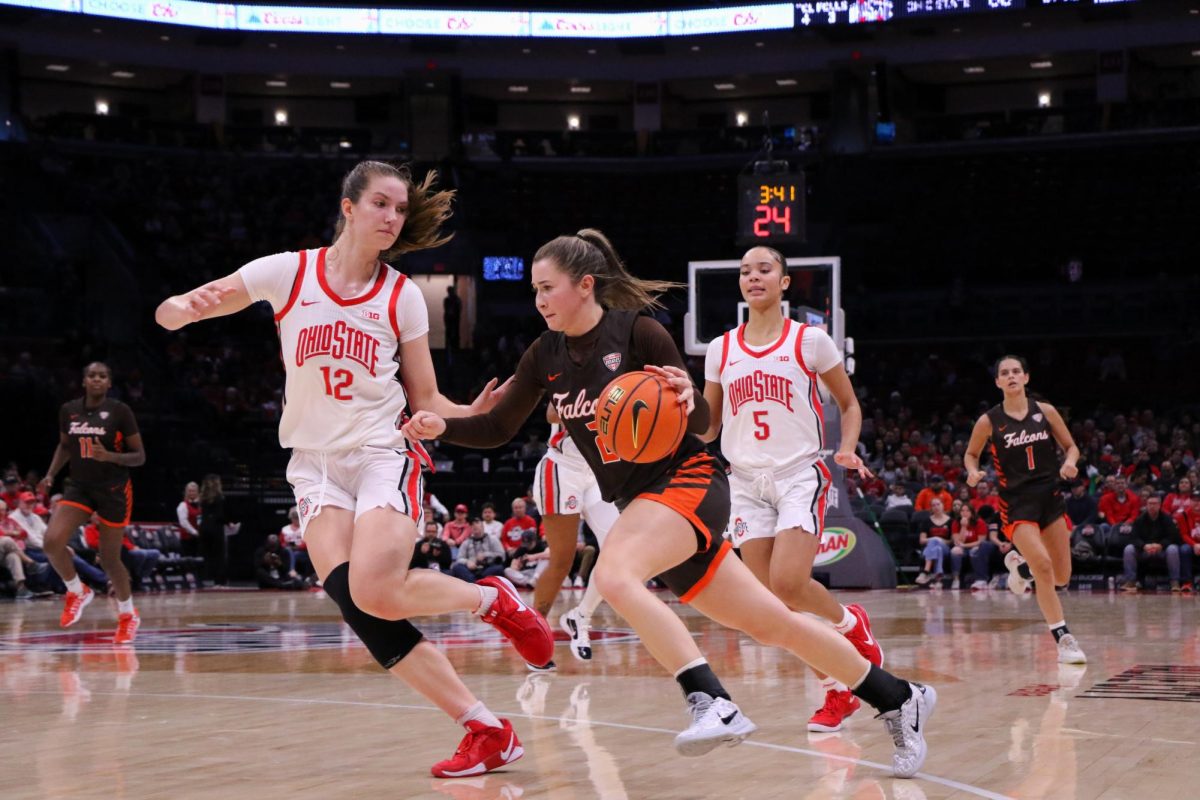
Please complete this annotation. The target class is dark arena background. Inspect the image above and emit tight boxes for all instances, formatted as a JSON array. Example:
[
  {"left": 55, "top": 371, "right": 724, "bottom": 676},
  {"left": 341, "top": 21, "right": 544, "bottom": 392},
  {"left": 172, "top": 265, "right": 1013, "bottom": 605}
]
[{"left": 1, "top": 1, "right": 1199, "bottom": 798}]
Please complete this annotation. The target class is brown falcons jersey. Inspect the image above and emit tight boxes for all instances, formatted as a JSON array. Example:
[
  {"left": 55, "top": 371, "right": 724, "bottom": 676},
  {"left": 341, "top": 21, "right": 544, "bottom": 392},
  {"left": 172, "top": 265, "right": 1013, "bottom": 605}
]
[
  {"left": 441, "top": 310, "right": 708, "bottom": 506},
  {"left": 986, "top": 401, "right": 1060, "bottom": 496}
]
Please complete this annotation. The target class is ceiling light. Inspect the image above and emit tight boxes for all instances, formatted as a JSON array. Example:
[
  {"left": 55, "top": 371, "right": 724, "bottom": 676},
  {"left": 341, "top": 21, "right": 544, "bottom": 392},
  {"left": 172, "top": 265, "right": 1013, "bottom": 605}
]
[
  {"left": 735, "top": 112, "right": 749, "bottom": 127},
  {"left": 755, "top": 41, "right": 764, "bottom": 47},
  {"left": 266, "top": 80, "right": 287, "bottom": 88},
  {"left": 335, "top": 45, "right": 345, "bottom": 51},
  {"left": 507, "top": 85, "right": 529, "bottom": 93},
  {"left": 964, "top": 66, "right": 985, "bottom": 74},
  {"left": 1037, "top": 92, "right": 1051, "bottom": 108},
  {"left": 691, "top": 45, "right": 700, "bottom": 52},
  {"left": 274, "top": 108, "right": 288, "bottom": 125},
  {"left": 338, "top": 139, "right": 352, "bottom": 149},
  {"left": 45, "top": 64, "right": 70, "bottom": 72},
  {"left": 160, "top": 35, "right": 170, "bottom": 41},
  {"left": 1031, "top": 60, "right": 1053, "bottom": 69},
  {"left": 95, "top": 99, "right": 109, "bottom": 115},
  {"left": 268, "top": 42, "right": 277, "bottom": 48},
  {"left": 1192, "top": 49, "right": 1200, "bottom": 56},
  {"left": 776, "top": 78, "right": 797, "bottom": 86},
  {"left": 715, "top": 83, "right": 736, "bottom": 90},
  {"left": 330, "top": 81, "right": 351, "bottom": 89},
  {"left": 1022, "top": 21, "right": 1032, "bottom": 27},
  {"left": 587, "top": 49, "right": 596, "bottom": 55},
  {"left": 567, "top": 114, "right": 581, "bottom": 130},
  {"left": 570, "top": 86, "right": 591, "bottom": 94},
  {"left": 521, "top": 48, "right": 531, "bottom": 54},
  {"left": 111, "top": 71, "right": 135, "bottom": 79}
]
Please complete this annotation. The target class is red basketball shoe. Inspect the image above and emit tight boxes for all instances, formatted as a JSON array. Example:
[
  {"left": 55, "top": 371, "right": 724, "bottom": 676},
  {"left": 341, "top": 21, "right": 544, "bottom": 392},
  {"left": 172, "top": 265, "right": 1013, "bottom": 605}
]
[
  {"left": 477, "top": 576, "right": 554, "bottom": 667},
  {"left": 431, "top": 719, "right": 523, "bottom": 778},
  {"left": 60, "top": 586, "right": 94, "bottom": 628},
  {"left": 843, "top": 603, "right": 883, "bottom": 666},
  {"left": 113, "top": 610, "right": 140, "bottom": 645},
  {"left": 807, "top": 689, "right": 862, "bottom": 733}
]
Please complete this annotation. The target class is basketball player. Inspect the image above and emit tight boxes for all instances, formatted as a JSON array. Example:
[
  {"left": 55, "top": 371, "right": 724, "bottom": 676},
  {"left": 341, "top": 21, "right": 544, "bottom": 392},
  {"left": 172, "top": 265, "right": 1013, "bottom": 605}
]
[
  {"left": 40, "top": 362, "right": 145, "bottom": 644},
  {"left": 964, "top": 355, "right": 1087, "bottom": 664},
  {"left": 154, "top": 161, "right": 554, "bottom": 778},
  {"left": 700, "top": 246, "right": 883, "bottom": 734},
  {"left": 531, "top": 405, "right": 619, "bottom": 665},
  {"left": 404, "top": 229, "right": 936, "bottom": 778}
]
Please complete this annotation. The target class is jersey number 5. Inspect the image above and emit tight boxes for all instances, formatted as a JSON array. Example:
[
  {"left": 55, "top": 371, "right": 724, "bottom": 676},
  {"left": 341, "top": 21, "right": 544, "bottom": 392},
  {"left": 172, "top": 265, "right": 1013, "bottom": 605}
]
[
  {"left": 321, "top": 367, "right": 353, "bottom": 401},
  {"left": 584, "top": 420, "right": 620, "bottom": 465},
  {"left": 753, "top": 410, "right": 771, "bottom": 441}
]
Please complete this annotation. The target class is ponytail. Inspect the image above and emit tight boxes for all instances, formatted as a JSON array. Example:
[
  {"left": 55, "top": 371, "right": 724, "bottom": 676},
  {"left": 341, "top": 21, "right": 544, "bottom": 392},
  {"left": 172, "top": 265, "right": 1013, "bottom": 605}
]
[{"left": 534, "top": 228, "right": 682, "bottom": 311}]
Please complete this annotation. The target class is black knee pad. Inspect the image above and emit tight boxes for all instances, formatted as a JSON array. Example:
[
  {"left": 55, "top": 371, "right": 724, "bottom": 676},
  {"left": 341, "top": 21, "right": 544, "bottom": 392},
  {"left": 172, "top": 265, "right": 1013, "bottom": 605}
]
[{"left": 323, "top": 562, "right": 424, "bottom": 669}]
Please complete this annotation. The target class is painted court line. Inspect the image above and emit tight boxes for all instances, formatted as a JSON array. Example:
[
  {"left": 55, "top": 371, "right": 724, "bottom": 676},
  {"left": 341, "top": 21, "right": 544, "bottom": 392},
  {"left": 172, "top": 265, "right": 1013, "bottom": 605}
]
[{"left": 21, "top": 688, "right": 1012, "bottom": 799}]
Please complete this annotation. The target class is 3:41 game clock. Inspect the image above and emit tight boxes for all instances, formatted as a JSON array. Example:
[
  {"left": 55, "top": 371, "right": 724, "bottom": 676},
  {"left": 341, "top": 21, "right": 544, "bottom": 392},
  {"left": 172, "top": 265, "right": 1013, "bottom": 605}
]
[{"left": 737, "top": 173, "right": 805, "bottom": 245}]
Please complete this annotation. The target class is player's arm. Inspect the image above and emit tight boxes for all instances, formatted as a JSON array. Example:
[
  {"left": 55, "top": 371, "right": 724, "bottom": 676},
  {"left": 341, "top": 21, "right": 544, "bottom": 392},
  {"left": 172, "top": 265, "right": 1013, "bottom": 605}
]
[
  {"left": 398, "top": 334, "right": 508, "bottom": 418},
  {"left": 698, "top": 382, "right": 723, "bottom": 443},
  {"left": 39, "top": 432, "right": 72, "bottom": 494},
  {"left": 546, "top": 405, "right": 561, "bottom": 425},
  {"left": 155, "top": 272, "right": 252, "bottom": 331},
  {"left": 404, "top": 343, "right": 544, "bottom": 448},
  {"left": 1039, "top": 402, "right": 1080, "bottom": 481},
  {"left": 91, "top": 432, "right": 146, "bottom": 468},
  {"left": 820, "top": 363, "right": 872, "bottom": 478},
  {"left": 634, "top": 316, "right": 709, "bottom": 434},
  {"left": 964, "top": 414, "right": 991, "bottom": 487}
]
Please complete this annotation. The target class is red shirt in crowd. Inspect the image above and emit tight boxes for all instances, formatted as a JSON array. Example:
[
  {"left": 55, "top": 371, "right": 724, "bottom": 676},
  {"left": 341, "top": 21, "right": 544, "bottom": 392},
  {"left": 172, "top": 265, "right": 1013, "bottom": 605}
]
[
  {"left": 914, "top": 488, "right": 953, "bottom": 513},
  {"left": 500, "top": 515, "right": 539, "bottom": 551},
  {"left": 1098, "top": 489, "right": 1141, "bottom": 524},
  {"left": 952, "top": 519, "right": 987, "bottom": 545},
  {"left": 441, "top": 519, "right": 472, "bottom": 547},
  {"left": 970, "top": 494, "right": 1002, "bottom": 514}
]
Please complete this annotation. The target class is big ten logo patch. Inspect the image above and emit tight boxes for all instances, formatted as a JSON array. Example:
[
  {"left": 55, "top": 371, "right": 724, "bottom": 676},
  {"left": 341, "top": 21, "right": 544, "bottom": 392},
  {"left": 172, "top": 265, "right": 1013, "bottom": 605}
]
[{"left": 814, "top": 527, "right": 856, "bottom": 566}]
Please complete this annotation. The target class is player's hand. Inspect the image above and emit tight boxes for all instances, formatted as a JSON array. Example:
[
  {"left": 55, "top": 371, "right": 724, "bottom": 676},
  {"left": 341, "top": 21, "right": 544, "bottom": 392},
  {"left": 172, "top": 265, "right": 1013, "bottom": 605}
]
[
  {"left": 645, "top": 365, "right": 694, "bottom": 415},
  {"left": 468, "top": 376, "right": 513, "bottom": 415},
  {"left": 966, "top": 469, "right": 986, "bottom": 488},
  {"left": 88, "top": 438, "right": 112, "bottom": 463},
  {"left": 834, "top": 451, "right": 873, "bottom": 479},
  {"left": 402, "top": 411, "right": 446, "bottom": 442},
  {"left": 163, "top": 283, "right": 238, "bottom": 327},
  {"left": 1060, "top": 463, "right": 1078, "bottom": 481},
  {"left": 1144, "top": 543, "right": 1162, "bottom": 555},
  {"left": 37, "top": 476, "right": 52, "bottom": 494}
]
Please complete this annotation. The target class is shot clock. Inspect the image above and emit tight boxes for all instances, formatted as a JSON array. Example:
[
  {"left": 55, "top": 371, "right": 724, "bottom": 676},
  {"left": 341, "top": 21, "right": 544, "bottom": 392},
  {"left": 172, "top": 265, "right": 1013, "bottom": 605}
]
[{"left": 736, "top": 172, "right": 805, "bottom": 245}]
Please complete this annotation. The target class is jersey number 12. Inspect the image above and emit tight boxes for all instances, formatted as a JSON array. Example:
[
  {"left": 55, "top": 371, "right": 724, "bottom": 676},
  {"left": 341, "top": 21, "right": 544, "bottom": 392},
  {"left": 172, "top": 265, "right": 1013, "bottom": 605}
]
[{"left": 321, "top": 367, "right": 353, "bottom": 401}]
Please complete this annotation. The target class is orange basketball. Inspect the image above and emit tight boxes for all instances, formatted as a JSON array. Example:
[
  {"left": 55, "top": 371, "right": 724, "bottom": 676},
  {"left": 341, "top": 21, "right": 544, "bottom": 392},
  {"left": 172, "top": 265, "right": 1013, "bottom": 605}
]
[{"left": 595, "top": 370, "right": 687, "bottom": 464}]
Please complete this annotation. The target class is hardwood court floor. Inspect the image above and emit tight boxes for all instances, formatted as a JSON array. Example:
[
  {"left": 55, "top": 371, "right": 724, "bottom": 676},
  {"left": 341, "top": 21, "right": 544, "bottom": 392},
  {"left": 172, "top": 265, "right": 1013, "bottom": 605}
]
[{"left": 2, "top": 587, "right": 1197, "bottom": 800}]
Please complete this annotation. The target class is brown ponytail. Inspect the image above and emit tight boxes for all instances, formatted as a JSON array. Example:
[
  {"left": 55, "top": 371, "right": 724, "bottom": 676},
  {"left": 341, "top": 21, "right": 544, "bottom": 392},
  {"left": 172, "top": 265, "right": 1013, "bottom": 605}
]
[
  {"left": 332, "top": 161, "right": 455, "bottom": 260},
  {"left": 534, "top": 228, "right": 682, "bottom": 311}
]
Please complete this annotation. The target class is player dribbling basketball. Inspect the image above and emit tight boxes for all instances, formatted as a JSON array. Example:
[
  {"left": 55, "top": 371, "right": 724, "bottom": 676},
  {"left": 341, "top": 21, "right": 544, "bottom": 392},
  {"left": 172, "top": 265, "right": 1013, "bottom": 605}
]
[{"left": 404, "top": 228, "right": 937, "bottom": 777}]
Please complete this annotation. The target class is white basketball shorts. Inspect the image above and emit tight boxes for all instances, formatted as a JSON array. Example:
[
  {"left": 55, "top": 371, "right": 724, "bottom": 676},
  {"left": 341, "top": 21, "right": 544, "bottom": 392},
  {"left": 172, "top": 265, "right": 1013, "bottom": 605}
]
[
  {"left": 532, "top": 452, "right": 618, "bottom": 544},
  {"left": 287, "top": 446, "right": 424, "bottom": 536},
  {"left": 727, "top": 459, "right": 832, "bottom": 547}
]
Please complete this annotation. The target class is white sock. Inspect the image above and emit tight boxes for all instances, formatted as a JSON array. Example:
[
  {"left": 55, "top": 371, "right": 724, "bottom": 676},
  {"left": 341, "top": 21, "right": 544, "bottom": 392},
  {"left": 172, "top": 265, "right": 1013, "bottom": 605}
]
[
  {"left": 1048, "top": 620, "right": 1066, "bottom": 632},
  {"left": 456, "top": 701, "right": 502, "bottom": 729},
  {"left": 820, "top": 676, "right": 848, "bottom": 693},
  {"left": 117, "top": 597, "right": 135, "bottom": 615},
  {"left": 833, "top": 606, "right": 857, "bottom": 634},
  {"left": 578, "top": 582, "right": 603, "bottom": 618},
  {"left": 475, "top": 585, "right": 498, "bottom": 616},
  {"left": 673, "top": 657, "right": 708, "bottom": 678},
  {"left": 65, "top": 576, "right": 84, "bottom": 595}
]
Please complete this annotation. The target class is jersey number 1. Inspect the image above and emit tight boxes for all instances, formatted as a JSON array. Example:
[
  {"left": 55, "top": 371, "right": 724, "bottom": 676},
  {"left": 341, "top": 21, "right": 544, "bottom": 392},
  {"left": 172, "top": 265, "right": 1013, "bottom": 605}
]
[
  {"left": 1025, "top": 445, "right": 1035, "bottom": 470},
  {"left": 321, "top": 367, "right": 353, "bottom": 401}
]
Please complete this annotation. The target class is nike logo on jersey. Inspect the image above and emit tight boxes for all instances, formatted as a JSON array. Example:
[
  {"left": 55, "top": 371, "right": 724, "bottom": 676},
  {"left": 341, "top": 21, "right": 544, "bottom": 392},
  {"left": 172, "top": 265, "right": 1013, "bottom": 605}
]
[
  {"left": 547, "top": 372, "right": 562, "bottom": 382},
  {"left": 631, "top": 399, "right": 650, "bottom": 448},
  {"left": 998, "top": 425, "right": 1007, "bottom": 431},
  {"left": 301, "top": 299, "right": 320, "bottom": 307},
  {"left": 728, "top": 359, "right": 742, "bottom": 366}
]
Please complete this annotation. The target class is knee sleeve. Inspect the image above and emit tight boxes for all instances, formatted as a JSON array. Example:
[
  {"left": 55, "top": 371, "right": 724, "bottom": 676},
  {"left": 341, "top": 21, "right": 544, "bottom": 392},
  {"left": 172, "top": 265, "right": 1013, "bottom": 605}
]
[{"left": 323, "top": 562, "right": 424, "bottom": 669}]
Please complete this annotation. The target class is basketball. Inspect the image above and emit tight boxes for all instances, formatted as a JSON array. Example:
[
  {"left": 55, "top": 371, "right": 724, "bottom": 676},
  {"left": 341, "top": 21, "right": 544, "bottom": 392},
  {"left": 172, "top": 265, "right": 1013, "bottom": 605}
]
[{"left": 595, "top": 370, "right": 686, "bottom": 464}]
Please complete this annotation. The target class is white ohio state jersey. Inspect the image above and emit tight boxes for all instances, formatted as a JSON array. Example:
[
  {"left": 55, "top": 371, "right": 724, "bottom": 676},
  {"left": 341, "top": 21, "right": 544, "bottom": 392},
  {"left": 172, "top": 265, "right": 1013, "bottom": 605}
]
[
  {"left": 545, "top": 422, "right": 589, "bottom": 472},
  {"left": 704, "top": 320, "right": 841, "bottom": 471},
  {"left": 240, "top": 247, "right": 428, "bottom": 451}
]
